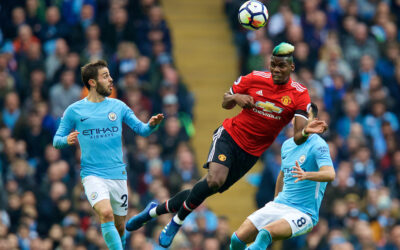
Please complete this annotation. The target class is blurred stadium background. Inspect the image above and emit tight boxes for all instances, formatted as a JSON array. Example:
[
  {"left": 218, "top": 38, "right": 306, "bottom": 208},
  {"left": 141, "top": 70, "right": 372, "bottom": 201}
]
[{"left": 0, "top": 0, "right": 400, "bottom": 249}]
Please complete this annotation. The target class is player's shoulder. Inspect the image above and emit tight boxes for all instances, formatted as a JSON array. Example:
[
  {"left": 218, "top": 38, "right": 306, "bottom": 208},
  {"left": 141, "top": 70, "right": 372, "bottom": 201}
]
[
  {"left": 289, "top": 80, "right": 308, "bottom": 94},
  {"left": 309, "top": 134, "right": 329, "bottom": 151},
  {"left": 251, "top": 70, "right": 272, "bottom": 79},
  {"left": 66, "top": 99, "right": 86, "bottom": 111},
  {"left": 282, "top": 137, "right": 295, "bottom": 150},
  {"left": 309, "top": 134, "right": 326, "bottom": 143},
  {"left": 62, "top": 99, "right": 86, "bottom": 118},
  {"left": 248, "top": 70, "right": 272, "bottom": 83}
]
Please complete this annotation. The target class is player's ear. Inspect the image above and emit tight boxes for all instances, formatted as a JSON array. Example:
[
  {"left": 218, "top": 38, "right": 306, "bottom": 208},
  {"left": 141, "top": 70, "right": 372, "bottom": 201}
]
[
  {"left": 88, "top": 79, "right": 96, "bottom": 88},
  {"left": 291, "top": 63, "right": 295, "bottom": 72}
]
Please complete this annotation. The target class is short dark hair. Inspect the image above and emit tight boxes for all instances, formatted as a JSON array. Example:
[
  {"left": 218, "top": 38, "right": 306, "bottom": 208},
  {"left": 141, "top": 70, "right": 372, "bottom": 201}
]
[
  {"left": 310, "top": 102, "right": 318, "bottom": 118},
  {"left": 81, "top": 60, "right": 108, "bottom": 89}
]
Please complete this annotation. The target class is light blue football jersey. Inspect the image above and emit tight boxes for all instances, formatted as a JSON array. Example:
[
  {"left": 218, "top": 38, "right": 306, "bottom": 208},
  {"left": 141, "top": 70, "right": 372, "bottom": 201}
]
[
  {"left": 274, "top": 134, "right": 333, "bottom": 225},
  {"left": 53, "top": 97, "right": 156, "bottom": 180}
]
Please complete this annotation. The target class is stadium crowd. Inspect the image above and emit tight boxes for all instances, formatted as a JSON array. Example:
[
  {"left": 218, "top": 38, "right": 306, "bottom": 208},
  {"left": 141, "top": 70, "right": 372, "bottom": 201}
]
[{"left": 225, "top": 0, "right": 400, "bottom": 249}]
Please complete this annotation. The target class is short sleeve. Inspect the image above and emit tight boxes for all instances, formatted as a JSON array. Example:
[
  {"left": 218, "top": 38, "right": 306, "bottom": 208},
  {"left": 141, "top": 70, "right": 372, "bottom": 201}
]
[
  {"left": 294, "top": 88, "right": 311, "bottom": 120},
  {"left": 312, "top": 140, "right": 333, "bottom": 169},
  {"left": 230, "top": 72, "right": 253, "bottom": 95}
]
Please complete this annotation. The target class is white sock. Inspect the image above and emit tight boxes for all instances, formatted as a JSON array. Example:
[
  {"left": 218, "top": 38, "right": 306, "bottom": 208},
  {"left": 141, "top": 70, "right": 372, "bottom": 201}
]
[
  {"left": 173, "top": 215, "right": 184, "bottom": 225},
  {"left": 149, "top": 207, "right": 157, "bottom": 217}
]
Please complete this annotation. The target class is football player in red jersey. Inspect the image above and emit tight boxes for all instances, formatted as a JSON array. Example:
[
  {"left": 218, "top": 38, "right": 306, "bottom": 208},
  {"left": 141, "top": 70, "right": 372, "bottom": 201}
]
[{"left": 125, "top": 42, "right": 328, "bottom": 248}]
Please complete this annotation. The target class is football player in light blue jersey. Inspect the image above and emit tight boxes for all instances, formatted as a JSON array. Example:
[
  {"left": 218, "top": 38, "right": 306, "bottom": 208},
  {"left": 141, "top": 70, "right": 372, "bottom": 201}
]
[
  {"left": 230, "top": 103, "right": 335, "bottom": 250},
  {"left": 53, "top": 60, "right": 163, "bottom": 250}
]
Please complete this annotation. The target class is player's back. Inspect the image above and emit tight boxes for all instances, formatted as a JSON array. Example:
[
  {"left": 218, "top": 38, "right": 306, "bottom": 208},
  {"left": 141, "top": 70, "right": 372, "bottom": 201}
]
[
  {"left": 274, "top": 134, "right": 333, "bottom": 225},
  {"left": 223, "top": 71, "right": 310, "bottom": 156}
]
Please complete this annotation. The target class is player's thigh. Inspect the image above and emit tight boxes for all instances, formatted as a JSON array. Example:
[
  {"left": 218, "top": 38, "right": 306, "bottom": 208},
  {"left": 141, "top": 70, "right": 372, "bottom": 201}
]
[
  {"left": 107, "top": 179, "right": 129, "bottom": 217},
  {"left": 282, "top": 209, "right": 313, "bottom": 238},
  {"left": 204, "top": 126, "right": 235, "bottom": 171},
  {"left": 235, "top": 219, "right": 259, "bottom": 244},
  {"left": 208, "top": 162, "right": 229, "bottom": 184},
  {"left": 204, "top": 127, "right": 258, "bottom": 192},
  {"left": 247, "top": 202, "right": 284, "bottom": 232},
  {"left": 82, "top": 176, "right": 111, "bottom": 212},
  {"left": 264, "top": 219, "right": 293, "bottom": 240},
  {"left": 220, "top": 147, "right": 258, "bottom": 191}
]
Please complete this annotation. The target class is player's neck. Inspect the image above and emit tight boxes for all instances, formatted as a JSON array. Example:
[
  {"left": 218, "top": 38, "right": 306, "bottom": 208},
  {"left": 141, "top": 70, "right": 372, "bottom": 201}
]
[{"left": 87, "top": 90, "right": 106, "bottom": 103}]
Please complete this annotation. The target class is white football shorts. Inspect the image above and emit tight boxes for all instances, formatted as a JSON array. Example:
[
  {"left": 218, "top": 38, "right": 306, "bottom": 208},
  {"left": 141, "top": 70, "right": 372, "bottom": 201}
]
[
  {"left": 82, "top": 176, "right": 128, "bottom": 216},
  {"left": 247, "top": 201, "right": 313, "bottom": 238}
]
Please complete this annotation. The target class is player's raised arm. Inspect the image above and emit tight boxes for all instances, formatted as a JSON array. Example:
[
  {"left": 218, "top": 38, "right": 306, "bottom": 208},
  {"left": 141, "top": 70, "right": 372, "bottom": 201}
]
[
  {"left": 123, "top": 103, "right": 163, "bottom": 136},
  {"left": 293, "top": 103, "right": 327, "bottom": 145}
]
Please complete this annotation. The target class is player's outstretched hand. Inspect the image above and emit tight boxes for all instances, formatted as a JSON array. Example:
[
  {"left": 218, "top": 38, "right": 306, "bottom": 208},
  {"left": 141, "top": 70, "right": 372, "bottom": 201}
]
[
  {"left": 234, "top": 94, "right": 255, "bottom": 109},
  {"left": 149, "top": 113, "right": 164, "bottom": 126},
  {"left": 67, "top": 130, "right": 79, "bottom": 145},
  {"left": 292, "top": 161, "right": 307, "bottom": 183},
  {"left": 304, "top": 119, "right": 328, "bottom": 134}
]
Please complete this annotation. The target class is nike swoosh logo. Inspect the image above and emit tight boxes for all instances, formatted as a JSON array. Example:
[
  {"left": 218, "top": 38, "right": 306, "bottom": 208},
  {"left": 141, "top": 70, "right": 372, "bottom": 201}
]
[{"left": 80, "top": 117, "right": 89, "bottom": 122}]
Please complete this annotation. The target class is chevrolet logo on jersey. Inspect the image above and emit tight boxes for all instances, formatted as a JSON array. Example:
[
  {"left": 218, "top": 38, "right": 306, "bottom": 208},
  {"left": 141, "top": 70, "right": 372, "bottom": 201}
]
[{"left": 256, "top": 101, "right": 283, "bottom": 113}]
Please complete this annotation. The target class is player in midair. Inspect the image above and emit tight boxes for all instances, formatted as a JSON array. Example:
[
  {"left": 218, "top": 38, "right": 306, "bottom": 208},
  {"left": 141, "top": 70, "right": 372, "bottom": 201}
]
[
  {"left": 126, "top": 42, "right": 327, "bottom": 248},
  {"left": 53, "top": 60, "right": 163, "bottom": 250},
  {"left": 230, "top": 103, "right": 335, "bottom": 250}
]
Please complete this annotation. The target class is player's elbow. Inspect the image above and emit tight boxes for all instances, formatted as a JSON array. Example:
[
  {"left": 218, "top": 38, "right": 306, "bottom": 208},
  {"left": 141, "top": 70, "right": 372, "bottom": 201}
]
[
  {"left": 329, "top": 171, "right": 336, "bottom": 182},
  {"left": 327, "top": 169, "right": 336, "bottom": 182},
  {"left": 140, "top": 128, "right": 153, "bottom": 137},
  {"left": 222, "top": 99, "right": 236, "bottom": 109},
  {"left": 222, "top": 102, "right": 234, "bottom": 110}
]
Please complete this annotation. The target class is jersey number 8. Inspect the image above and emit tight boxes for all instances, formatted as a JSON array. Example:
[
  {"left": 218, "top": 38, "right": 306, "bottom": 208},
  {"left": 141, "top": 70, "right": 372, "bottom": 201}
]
[{"left": 292, "top": 217, "right": 306, "bottom": 227}]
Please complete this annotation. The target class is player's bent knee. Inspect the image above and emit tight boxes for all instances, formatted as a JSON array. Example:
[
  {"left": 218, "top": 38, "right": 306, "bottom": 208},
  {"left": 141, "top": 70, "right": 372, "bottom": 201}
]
[
  {"left": 99, "top": 208, "right": 114, "bottom": 222},
  {"left": 206, "top": 170, "right": 228, "bottom": 191},
  {"left": 235, "top": 219, "right": 258, "bottom": 243},
  {"left": 264, "top": 221, "right": 292, "bottom": 240},
  {"left": 206, "top": 177, "right": 225, "bottom": 191}
]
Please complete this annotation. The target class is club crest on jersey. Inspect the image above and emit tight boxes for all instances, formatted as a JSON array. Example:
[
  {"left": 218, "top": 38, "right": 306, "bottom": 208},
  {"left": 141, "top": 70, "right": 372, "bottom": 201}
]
[
  {"left": 108, "top": 112, "right": 117, "bottom": 121},
  {"left": 256, "top": 101, "right": 283, "bottom": 113},
  {"left": 218, "top": 154, "right": 227, "bottom": 161},
  {"left": 281, "top": 96, "right": 291, "bottom": 106},
  {"left": 90, "top": 192, "right": 98, "bottom": 200},
  {"left": 299, "top": 155, "right": 306, "bottom": 164}
]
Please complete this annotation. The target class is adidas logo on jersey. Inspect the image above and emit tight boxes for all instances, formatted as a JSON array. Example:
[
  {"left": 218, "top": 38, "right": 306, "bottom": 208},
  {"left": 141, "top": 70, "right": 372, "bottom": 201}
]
[{"left": 256, "top": 90, "right": 263, "bottom": 96}]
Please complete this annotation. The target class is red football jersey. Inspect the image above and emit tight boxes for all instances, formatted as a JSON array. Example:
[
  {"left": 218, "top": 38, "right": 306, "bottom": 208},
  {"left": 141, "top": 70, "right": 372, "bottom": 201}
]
[{"left": 222, "top": 71, "right": 311, "bottom": 157}]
